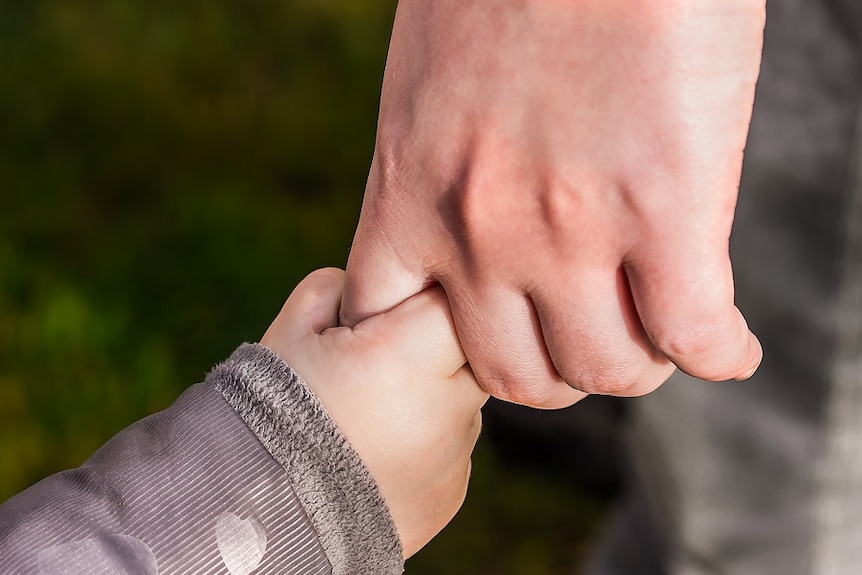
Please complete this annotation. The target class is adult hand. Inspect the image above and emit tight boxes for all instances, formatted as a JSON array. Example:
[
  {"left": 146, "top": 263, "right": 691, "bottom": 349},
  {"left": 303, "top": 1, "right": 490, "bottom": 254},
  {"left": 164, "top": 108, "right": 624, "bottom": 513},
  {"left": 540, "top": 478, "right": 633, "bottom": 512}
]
[
  {"left": 262, "top": 268, "right": 487, "bottom": 558},
  {"left": 342, "top": 0, "right": 765, "bottom": 408}
]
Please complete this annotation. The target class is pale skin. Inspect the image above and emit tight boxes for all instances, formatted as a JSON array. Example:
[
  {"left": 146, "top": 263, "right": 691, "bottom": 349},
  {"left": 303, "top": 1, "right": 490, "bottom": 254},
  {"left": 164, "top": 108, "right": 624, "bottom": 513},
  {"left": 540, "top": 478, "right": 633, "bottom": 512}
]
[
  {"left": 261, "top": 268, "right": 488, "bottom": 558},
  {"left": 342, "top": 0, "right": 766, "bottom": 408}
]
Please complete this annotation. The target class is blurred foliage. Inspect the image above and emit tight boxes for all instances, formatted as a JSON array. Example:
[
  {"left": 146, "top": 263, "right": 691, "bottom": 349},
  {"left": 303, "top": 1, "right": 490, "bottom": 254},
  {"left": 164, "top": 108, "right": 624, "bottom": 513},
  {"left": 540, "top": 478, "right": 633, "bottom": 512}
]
[{"left": 0, "top": 1, "right": 608, "bottom": 572}]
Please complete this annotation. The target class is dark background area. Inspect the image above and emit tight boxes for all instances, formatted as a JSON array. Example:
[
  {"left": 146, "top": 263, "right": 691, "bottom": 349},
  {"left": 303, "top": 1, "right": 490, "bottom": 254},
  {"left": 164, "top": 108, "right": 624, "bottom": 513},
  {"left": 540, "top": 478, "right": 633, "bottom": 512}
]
[{"left": 0, "top": 1, "right": 620, "bottom": 572}]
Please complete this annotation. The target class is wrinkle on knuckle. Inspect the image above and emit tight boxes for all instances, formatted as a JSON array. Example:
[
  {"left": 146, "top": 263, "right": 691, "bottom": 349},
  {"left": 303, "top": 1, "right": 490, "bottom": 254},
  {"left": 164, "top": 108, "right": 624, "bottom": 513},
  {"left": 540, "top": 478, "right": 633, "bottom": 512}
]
[
  {"left": 479, "top": 371, "right": 557, "bottom": 408},
  {"left": 566, "top": 372, "right": 625, "bottom": 396},
  {"left": 560, "top": 361, "right": 651, "bottom": 397}
]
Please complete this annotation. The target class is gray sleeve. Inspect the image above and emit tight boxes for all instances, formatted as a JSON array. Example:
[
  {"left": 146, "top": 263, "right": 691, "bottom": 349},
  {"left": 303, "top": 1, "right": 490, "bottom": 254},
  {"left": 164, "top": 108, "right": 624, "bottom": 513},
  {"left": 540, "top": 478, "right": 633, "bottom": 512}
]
[{"left": 0, "top": 343, "right": 403, "bottom": 575}]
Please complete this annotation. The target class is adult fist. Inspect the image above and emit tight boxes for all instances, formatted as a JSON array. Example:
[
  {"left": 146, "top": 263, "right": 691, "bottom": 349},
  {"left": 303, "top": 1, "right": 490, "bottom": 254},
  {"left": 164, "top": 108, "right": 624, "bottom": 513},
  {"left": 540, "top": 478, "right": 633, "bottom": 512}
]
[{"left": 343, "top": 0, "right": 765, "bottom": 407}]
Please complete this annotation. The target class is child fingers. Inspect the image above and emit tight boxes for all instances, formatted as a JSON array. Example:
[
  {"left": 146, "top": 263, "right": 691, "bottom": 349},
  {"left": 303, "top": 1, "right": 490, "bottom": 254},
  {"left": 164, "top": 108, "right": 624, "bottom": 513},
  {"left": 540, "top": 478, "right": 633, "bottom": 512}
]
[
  {"left": 354, "top": 284, "right": 468, "bottom": 377},
  {"left": 262, "top": 268, "right": 345, "bottom": 347}
]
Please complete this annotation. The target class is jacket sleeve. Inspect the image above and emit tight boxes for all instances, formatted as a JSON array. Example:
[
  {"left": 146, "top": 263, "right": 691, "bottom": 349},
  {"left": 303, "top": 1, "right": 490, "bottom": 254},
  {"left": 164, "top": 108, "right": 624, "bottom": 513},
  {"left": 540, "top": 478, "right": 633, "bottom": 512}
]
[{"left": 0, "top": 343, "right": 403, "bottom": 575}]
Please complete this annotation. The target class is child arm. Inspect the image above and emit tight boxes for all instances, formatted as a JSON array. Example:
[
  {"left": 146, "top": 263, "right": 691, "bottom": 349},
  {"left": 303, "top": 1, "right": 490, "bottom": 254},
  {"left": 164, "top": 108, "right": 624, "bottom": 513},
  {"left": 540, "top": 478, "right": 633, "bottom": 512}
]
[
  {"left": 0, "top": 268, "right": 486, "bottom": 574},
  {"left": 261, "top": 268, "right": 488, "bottom": 558}
]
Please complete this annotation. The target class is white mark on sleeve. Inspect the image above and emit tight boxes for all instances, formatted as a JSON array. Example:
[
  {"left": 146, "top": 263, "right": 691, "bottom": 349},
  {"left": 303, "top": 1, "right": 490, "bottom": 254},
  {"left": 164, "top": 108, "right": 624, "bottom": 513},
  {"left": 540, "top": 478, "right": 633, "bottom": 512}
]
[{"left": 216, "top": 511, "right": 268, "bottom": 575}]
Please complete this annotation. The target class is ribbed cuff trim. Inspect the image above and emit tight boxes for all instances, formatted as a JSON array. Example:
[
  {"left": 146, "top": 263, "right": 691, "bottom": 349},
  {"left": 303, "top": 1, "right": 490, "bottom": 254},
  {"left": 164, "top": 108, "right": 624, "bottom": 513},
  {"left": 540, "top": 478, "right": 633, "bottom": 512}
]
[{"left": 207, "top": 343, "right": 403, "bottom": 575}]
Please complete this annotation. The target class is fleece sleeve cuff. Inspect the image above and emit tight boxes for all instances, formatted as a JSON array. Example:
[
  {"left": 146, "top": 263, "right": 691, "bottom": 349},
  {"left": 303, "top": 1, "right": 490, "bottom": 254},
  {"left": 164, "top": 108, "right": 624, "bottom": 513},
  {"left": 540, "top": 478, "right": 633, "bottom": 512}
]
[{"left": 208, "top": 343, "right": 404, "bottom": 575}]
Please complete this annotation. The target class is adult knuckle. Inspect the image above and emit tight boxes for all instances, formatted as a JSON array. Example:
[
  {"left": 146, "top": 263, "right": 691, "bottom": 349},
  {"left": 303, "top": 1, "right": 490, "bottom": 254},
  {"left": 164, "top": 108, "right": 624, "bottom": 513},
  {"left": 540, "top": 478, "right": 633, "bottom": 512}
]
[
  {"left": 559, "top": 358, "right": 659, "bottom": 397},
  {"left": 479, "top": 370, "right": 558, "bottom": 408},
  {"left": 652, "top": 317, "right": 751, "bottom": 380},
  {"left": 564, "top": 369, "right": 630, "bottom": 396},
  {"left": 654, "top": 323, "right": 716, "bottom": 361}
]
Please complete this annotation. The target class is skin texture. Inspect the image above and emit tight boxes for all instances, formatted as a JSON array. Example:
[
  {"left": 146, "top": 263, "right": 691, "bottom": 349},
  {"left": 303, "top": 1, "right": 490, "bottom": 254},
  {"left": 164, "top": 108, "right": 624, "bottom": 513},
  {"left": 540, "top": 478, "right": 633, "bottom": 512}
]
[
  {"left": 342, "top": 0, "right": 766, "bottom": 408},
  {"left": 261, "top": 268, "right": 488, "bottom": 558}
]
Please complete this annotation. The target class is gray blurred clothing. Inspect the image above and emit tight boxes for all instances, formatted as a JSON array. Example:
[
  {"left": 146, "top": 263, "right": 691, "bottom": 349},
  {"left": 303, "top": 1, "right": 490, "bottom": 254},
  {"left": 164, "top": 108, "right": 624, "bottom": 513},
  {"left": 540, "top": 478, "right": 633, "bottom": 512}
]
[
  {"left": 591, "top": 2, "right": 862, "bottom": 574},
  {"left": 0, "top": 344, "right": 403, "bottom": 575}
]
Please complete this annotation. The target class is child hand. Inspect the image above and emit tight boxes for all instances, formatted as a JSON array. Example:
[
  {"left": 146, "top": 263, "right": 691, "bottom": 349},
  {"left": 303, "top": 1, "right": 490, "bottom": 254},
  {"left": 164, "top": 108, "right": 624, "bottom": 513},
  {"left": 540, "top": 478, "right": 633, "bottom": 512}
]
[{"left": 261, "top": 268, "right": 488, "bottom": 558}]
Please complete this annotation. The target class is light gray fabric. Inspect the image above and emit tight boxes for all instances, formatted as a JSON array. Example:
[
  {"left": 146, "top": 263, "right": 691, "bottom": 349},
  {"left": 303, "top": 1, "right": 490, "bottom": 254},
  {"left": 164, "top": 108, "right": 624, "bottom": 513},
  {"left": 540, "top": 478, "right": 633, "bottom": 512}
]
[
  {"left": 211, "top": 343, "right": 403, "bottom": 575},
  {"left": 590, "top": 1, "right": 862, "bottom": 574},
  {"left": 810, "top": 78, "right": 862, "bottom": 575},
  {"left": 0, "top": 344, "right": 403, "bottom": 575}
]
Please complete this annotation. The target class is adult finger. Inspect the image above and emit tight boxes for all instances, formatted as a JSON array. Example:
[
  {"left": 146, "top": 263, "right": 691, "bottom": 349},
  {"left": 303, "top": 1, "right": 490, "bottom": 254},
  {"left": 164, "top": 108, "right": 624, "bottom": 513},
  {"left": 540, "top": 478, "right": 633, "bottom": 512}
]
[
  {"left": 530, "top": 266, "right": 676, "bottom": 397},
  {"left": 341, "top": 208, "right": 428, "bottom": 328},
  {"left": 441, "top": 279, "right": 587, "bottom": 409},
  {"left": 626, "top": 239, "right": 762, "bottom": 381}
]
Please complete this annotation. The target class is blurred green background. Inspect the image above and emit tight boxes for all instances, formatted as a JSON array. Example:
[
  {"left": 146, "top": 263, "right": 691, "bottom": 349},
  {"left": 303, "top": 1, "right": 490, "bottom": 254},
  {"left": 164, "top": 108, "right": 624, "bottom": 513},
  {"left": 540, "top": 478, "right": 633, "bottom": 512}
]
[{"left": 0, "top": 1, "right": 614, "bottom": 572}]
